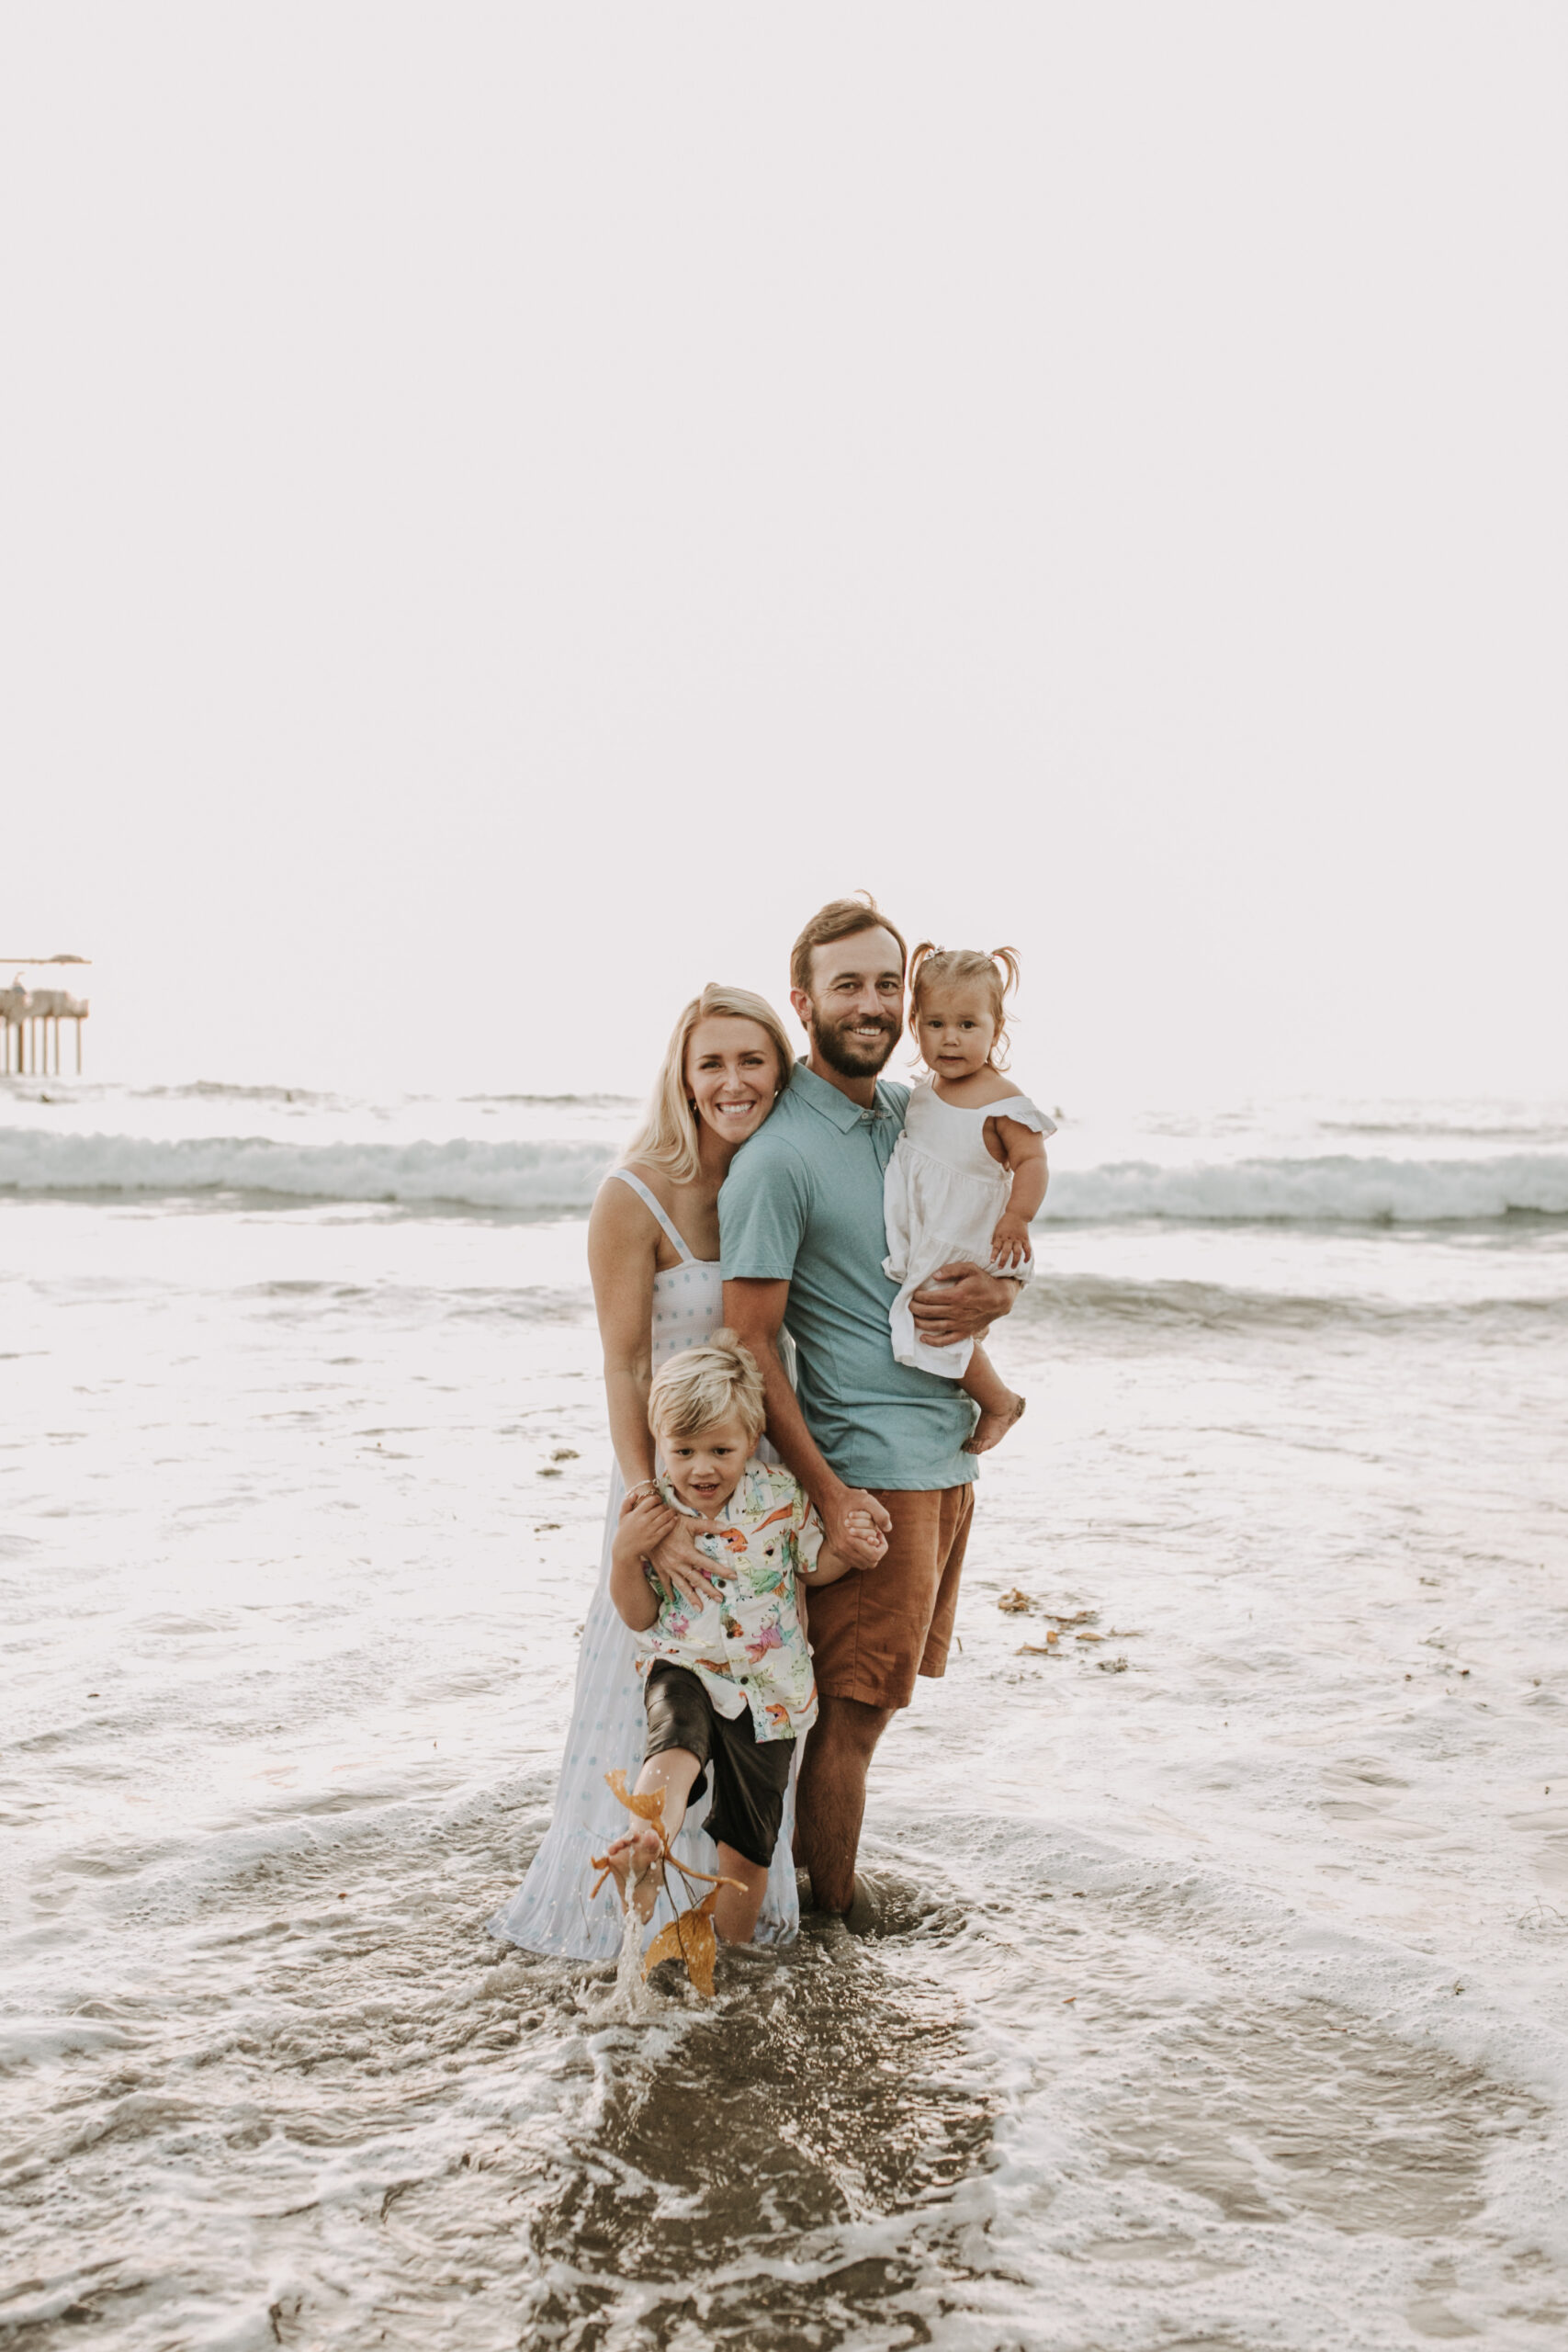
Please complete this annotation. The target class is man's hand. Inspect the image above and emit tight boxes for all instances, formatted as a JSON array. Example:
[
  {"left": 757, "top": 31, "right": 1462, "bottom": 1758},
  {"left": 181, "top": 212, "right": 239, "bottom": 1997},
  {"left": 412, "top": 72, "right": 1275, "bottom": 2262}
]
[
  {"left": 908, "top": 1262, "right": 1021, "bottom": 1349},
  {"left": 822, "top": 1487, "right": 891, "bottom": 1570},
  {"left": 630, "top": 1494, "right": 735, "bottom": 1613}
]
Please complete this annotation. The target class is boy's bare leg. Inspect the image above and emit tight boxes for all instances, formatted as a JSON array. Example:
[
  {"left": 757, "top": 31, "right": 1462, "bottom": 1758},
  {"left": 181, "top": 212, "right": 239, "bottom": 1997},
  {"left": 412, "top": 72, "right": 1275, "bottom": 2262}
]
[
  {"left": 605, "top": 1756, "right": 769, "bottom": 1943},
  {"left": 960, "top": 1341, "right": 1026, "bottom": 1455},
  {"left": 711, "top": 1846, "right": 771, "bottom": 1944},
  {"left": 795, "top": 1694, "right": 895, "bottom": 1915},
  {"left": 604, "top": 1747, "right": 701, "bottom": 1922}
]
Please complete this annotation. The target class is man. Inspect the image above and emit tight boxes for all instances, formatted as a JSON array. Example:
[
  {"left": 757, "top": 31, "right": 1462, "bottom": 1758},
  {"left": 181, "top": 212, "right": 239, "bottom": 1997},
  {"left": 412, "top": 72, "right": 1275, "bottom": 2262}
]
[{"left": 720, "top": 894, "right": 1021, "bottom": 1924}]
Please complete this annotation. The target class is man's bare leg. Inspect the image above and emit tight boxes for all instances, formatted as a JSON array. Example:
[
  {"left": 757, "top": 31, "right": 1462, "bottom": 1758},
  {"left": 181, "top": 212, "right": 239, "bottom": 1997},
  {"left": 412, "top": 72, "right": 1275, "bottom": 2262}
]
[
  {"left": 710, "top": 1845, "right": 771, "bottom": 1944},
  {"left": 795, "top": 1693, "right": 895, "bottom": 1915}
]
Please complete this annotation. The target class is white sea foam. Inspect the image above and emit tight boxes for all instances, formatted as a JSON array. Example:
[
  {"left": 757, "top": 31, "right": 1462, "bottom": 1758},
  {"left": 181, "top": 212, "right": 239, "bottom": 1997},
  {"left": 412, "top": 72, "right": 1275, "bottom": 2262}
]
[
  {"left": 5, "top": 1142, "right": 1568, "bottom": 2346},
  {"left": 5, "top": 1123, "right": 1567, "bottom": 1222}
]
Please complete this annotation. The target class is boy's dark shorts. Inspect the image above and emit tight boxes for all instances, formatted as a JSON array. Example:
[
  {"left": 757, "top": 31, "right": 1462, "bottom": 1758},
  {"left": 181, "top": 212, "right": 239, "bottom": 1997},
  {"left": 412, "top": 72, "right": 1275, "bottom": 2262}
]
[{"left": 642, "top": 1662, "right": 793, "bottom": 1871}]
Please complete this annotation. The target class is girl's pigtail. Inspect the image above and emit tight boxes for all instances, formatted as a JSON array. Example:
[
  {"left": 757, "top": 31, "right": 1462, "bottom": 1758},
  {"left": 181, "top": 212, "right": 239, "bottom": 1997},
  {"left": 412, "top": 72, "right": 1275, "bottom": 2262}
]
[
  {"left": 988, "top": 945, "right": 1021, "bottom": 1070},
  {"left": 906, "top": 941, "right": 940, "bottom": 1037}
]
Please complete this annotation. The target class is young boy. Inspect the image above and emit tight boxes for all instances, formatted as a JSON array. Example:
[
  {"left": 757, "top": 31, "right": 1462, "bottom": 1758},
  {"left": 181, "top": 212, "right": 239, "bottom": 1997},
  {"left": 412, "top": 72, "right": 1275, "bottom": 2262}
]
[{"left": 604, "top": 1329, "right": 883, "bottom": 1944}]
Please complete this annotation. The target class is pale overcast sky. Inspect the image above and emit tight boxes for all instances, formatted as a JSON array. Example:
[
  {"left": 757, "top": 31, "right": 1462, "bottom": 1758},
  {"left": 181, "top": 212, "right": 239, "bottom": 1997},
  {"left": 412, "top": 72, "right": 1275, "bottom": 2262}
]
[{"left": 3, "top": 5, "right": 1562, "bottom": 1102}]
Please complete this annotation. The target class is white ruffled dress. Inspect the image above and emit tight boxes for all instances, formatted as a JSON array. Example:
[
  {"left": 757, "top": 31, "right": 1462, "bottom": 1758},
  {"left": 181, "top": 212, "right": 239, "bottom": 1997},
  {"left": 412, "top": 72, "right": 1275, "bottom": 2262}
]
[
  {"left": 488, "top": 1170, "right": 800, "bottom": 1962},
  {"left": 883, "top": 1081, "right": 1056, "bottom": 1378}
]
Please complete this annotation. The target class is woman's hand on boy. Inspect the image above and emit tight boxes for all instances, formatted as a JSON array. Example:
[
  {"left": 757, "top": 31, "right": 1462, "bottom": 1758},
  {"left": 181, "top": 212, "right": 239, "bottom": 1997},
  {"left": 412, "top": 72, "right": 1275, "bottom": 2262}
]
[
  {"left": 625, "top": 1497, "right": 736, "bottom": 1613},
  {"left": 612, "top": 1490, "right": 678, "bottom": 1575},
  {"left": 608, "top": 1491, "right": 684, "bottom": 1632}
]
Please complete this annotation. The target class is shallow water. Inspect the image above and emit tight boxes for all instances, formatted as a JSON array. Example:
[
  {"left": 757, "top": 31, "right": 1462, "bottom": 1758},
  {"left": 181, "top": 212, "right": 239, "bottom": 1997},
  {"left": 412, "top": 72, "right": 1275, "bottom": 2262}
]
[{"left": 4, "top": 1092, "right": 1568, "bottom": 2347}]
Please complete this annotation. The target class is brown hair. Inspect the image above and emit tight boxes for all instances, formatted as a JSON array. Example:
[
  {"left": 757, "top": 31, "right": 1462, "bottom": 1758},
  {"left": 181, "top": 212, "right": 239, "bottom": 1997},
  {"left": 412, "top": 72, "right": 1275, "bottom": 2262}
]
[
  {"left": 648, "top": 1329, "right": 767, "bottom": 1444},
  {"left": 621, "top": 984, "right": 794, "bottom": 1187},
  {"left": 907, "top": 944, "right": 1021, "bottom": 1072},
  {"left": 789, "top": 892, "right": 908, "bottom": 999}
]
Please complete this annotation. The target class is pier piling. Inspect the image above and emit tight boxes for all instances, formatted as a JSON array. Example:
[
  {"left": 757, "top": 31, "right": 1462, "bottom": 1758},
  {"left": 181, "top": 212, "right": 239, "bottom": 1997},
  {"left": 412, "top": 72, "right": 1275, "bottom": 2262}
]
[{"left": 1, "top": 956, "right": 91, "bottom": 1077}]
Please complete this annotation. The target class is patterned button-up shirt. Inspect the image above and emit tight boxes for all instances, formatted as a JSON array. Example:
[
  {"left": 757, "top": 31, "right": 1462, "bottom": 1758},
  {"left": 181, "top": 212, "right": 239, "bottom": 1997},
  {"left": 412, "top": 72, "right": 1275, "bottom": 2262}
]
[{"left": 637, "top": 1458, "right": 822, "bottom": 1741}]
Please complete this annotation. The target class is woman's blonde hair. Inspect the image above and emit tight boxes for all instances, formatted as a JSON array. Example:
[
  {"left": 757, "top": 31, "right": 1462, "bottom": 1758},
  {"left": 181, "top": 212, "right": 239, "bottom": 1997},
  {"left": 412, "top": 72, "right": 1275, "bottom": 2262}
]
[
  {"left": 648, "top": 1329, "right": 766, "bottom": 1444},
  {"left": 621, "top": 984, "right": 795, "bottom": 1186},
  {"left": 908, "top": 944, "right": 1022, "bottom": 1072}
]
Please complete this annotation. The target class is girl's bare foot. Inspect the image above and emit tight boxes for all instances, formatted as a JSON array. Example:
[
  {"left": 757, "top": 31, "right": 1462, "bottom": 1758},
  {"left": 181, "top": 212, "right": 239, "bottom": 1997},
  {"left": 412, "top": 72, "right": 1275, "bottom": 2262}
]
[
  {"left": 963, "top": 1391, "right": 1026, "bottom": 1454},
  {"left": 604, "top": 1827, "right": 665, "bottom": 1921}
]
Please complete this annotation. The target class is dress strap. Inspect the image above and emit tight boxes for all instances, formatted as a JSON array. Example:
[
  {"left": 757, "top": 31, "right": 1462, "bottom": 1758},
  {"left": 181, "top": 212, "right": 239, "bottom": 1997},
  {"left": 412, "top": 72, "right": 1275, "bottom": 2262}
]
[{"left": 606, "top": 1167, "right": 698, "bottom": 1263}]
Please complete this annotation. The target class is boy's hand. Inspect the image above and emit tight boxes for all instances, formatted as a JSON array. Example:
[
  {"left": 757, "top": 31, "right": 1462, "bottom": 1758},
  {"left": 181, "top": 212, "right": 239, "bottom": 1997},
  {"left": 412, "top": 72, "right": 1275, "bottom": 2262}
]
[
  {"left": 811, "top": 1509, "right": 886, "bottom": 1589},
  {"left": 989, "top": 1213, "right": 1034, "bottom": 1272},
  {"left": 822, "top": 1487, "right": 891, "bottom": 1570}
]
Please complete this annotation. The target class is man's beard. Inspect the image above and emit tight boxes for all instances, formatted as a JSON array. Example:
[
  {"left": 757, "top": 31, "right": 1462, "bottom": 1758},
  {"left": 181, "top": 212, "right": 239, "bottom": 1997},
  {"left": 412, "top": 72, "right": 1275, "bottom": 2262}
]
[{"left": 809, "top": 1004, "right": 901, "bottom": 1080}]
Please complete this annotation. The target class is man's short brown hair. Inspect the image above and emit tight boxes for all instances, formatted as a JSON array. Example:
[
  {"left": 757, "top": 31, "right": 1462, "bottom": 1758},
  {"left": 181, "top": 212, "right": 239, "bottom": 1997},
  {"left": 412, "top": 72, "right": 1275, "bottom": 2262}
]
[{"left": 789, "top": 893, "right": 908, "bottom": 997}]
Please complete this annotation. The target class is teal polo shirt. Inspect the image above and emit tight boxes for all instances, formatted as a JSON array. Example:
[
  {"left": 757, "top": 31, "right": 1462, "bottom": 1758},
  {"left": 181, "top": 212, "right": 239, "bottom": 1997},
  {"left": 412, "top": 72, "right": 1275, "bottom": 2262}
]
[{"left": 719, "top": 1061, "right": 977, "bottom": 1493}]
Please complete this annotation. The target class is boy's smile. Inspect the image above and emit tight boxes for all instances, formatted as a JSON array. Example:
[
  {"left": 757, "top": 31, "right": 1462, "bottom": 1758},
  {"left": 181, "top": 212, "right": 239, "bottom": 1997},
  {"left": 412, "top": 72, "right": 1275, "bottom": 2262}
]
[{"left": 660, "top": 1411, "right": 752, "bottom": 1514}]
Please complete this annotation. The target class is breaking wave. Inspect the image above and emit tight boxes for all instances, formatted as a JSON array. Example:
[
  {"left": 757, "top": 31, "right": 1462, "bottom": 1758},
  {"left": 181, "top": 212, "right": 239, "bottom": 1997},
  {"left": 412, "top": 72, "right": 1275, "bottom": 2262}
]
[
  {"left": 0, "top": 1130, "right": 615, "bottom": 1212},
  {"left": 1048, "top": 1151, "right": 1568, "bottom": 1224},
  {"left": 3, "top": 1127, "right": 1568, "bottom": 1222}
]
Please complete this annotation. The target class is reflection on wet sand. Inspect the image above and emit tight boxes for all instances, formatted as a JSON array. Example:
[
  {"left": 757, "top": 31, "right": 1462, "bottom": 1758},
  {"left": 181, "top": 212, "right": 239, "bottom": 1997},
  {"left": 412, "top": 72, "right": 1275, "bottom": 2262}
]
[
  {"left": 2, "top": 1796, "right": 1559, "bottom": 2350},
  {"left": 521, "top": 1914, "right": 996, "bottom": 2346}
]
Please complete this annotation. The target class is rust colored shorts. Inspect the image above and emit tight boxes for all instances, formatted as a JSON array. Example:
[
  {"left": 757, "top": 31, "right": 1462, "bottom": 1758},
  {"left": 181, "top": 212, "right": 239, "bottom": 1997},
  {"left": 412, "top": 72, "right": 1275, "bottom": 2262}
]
[{"left": 806, "top": 1484, "right": 975, "bottom": 1711}]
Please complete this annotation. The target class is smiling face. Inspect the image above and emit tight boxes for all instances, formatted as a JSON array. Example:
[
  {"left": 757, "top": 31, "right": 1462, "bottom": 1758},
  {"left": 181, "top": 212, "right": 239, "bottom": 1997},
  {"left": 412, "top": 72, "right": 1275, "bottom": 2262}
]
[
  {"left": 793, "top": 925, "right": 905, "bottom": 1081},
  {"left": 684, "top": 1015, "right": 782, "bottom": 1149},
  {"left": 914, "top": 978, "right": 999, "bottom": 1083},
  {"left": 657, "top": 1411, "right": 754, "bottom": 1514}
]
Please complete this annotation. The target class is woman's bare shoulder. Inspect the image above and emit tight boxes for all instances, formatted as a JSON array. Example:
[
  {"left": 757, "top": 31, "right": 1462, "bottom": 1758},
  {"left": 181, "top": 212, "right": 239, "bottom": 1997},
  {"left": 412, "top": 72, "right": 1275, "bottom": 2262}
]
[
  {"left": 590, "top": 1168, "right": 660, "bottom": 1238},
  {"left": 618, "top": 1158, "right": 680, "bottom": 1204}
]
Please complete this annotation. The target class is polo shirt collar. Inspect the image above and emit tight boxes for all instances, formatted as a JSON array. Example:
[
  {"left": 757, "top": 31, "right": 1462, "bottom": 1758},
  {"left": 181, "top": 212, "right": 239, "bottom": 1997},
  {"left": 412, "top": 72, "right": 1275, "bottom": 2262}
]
[{"left": 786, "top": 1058, "right": 894, "bottom": 1132}]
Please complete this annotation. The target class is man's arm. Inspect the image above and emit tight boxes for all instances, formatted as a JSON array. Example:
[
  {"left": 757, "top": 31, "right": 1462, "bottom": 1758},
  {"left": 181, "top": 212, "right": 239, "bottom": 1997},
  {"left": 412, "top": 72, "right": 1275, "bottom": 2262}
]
[{"left": 723, "top": 1277, "right": 889, "bottom": 1567}]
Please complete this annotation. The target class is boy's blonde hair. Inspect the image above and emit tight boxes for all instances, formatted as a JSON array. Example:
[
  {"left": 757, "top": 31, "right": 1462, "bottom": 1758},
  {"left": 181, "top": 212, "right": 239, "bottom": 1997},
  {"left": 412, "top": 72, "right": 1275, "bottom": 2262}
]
[
  {"left": 908, "top": 944, "right": 1022, "bottom": 1072},
  {"left": 621, "top": 984, "right": 794, "bottom": 1188},
  {"left": 648, "top": 1329, "right": 767, "bottom": 1444}
]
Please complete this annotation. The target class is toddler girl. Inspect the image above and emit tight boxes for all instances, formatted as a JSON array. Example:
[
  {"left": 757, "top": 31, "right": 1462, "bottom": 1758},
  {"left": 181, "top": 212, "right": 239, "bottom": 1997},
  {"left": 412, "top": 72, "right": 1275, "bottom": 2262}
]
[
  {"left": 883, "top": 944, "right": 1055, "bottom": 1453},
  {"left": 601, "top": 1331, "right": 875, "bottom": 1945}
]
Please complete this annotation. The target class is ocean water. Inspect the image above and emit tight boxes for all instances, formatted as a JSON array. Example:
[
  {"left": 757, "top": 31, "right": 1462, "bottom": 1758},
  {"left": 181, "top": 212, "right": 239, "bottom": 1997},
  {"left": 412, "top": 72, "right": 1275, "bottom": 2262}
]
[{"left": 3, "top": 1079, "right": 1567, "bottom": 2350}]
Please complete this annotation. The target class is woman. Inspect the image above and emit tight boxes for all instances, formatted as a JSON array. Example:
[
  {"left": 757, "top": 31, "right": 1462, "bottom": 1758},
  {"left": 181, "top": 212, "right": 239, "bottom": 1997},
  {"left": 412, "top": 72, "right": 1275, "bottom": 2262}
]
[{"left": 489, "top": 983, "right": 797, "bottom": 1961}]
